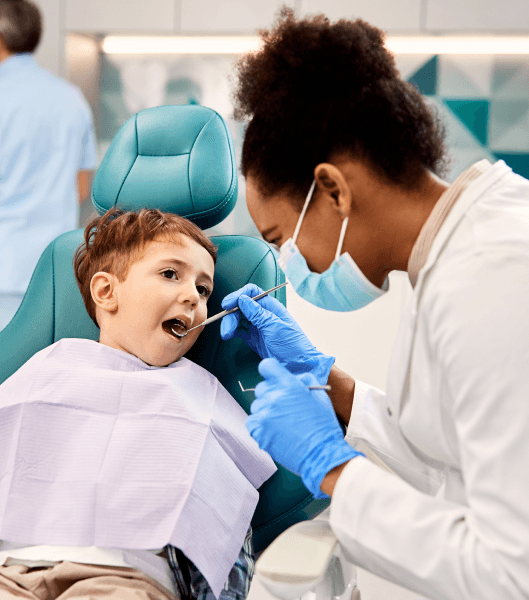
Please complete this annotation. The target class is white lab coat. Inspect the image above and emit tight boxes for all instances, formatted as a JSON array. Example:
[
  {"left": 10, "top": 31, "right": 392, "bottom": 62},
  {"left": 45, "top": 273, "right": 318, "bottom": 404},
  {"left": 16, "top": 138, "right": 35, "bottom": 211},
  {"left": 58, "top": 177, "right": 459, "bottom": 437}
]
[{"left": 329, "top": 160, "right": 529, "bottom": 600}]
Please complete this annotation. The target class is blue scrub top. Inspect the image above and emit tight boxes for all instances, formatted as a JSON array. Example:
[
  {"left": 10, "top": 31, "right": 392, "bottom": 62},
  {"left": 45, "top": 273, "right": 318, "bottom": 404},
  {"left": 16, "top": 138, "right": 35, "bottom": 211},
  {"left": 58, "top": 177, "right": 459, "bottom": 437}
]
[{"left": 0, "top": 54, "right": 97, "bottom": 294}]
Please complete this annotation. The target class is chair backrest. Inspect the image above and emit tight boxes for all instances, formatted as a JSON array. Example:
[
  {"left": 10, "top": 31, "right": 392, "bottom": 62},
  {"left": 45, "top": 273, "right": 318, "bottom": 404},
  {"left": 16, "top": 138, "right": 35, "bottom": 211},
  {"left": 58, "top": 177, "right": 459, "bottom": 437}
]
[{"left": 0, "top": 105, "right": 329, "bottom": 552}]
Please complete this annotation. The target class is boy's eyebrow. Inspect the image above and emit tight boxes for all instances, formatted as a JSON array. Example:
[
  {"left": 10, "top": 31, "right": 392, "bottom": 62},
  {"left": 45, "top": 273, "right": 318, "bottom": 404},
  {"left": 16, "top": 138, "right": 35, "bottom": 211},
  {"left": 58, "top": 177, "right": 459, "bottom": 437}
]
[{"left": 157, "top": 257, "right": 214, "bottom": 286}]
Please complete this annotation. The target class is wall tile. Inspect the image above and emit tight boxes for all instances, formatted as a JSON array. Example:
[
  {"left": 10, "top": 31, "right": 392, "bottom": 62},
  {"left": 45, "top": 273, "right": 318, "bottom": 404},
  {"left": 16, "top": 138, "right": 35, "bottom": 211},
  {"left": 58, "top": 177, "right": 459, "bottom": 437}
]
[
  {"left": 299, "top": 0, "right": 422, "bottom": 32},
  {"left": 180, "top": 0, "right": 295, "bottom": 33},
  {"left": 66, "top": 0, "right": 176, "bottom": 32},
  {"left": 34, "top": 0, "right": 64, "bottom": 76},
  {"left": 426, "top": 0, "right": 529, "bottom": 31}
]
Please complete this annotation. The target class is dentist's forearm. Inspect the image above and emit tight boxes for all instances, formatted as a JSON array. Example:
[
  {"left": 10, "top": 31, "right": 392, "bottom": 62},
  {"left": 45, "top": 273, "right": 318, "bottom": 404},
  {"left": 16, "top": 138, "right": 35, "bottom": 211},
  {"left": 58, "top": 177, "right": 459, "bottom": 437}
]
[
  {"left": 320, "top": 460, "right": 350, "bottom": 496},
  {"left": 326, "top": 365, "right": 355, "bottom": 427}
]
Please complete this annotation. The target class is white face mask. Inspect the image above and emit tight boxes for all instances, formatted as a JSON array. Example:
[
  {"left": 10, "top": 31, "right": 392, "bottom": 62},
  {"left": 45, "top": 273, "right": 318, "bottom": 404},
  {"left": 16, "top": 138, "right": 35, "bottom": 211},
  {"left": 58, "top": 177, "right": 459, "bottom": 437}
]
[{"left": 277, "top": 180, "right": 389, "bottom": 312}]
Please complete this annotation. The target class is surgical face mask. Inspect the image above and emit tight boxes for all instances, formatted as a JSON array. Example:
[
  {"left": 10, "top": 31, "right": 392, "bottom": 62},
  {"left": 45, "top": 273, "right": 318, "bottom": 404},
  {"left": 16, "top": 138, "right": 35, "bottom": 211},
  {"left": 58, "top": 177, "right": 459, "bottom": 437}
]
[{"left": 277, "top": 180, "right": 389, "bottom": 312}]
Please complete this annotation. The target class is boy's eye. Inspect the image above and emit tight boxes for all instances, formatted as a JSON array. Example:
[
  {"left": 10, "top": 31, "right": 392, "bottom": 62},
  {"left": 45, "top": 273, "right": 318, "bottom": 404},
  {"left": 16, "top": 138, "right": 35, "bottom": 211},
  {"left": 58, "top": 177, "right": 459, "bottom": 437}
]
[
  {"left": 162, "top": 270, "right": 211, "bottom": 298},
  {"left": 197, "top": 285, "right": 211, "bottom": 298},
  {"left": 162, "top": 269, "right": 177, "bottom": 279}
]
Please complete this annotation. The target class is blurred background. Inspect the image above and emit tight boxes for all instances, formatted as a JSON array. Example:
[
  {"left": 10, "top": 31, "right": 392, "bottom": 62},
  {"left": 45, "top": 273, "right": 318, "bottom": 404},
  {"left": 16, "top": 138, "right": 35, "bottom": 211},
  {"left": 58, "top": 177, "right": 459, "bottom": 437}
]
[{"left": 33, "top": 1, "right": 529, "bottom": 597}]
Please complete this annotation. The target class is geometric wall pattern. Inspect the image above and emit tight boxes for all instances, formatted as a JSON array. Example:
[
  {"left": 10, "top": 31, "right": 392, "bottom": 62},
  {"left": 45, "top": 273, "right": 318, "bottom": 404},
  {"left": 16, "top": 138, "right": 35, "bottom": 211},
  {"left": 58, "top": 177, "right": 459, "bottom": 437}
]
[
  {"left": 403, "top": 54, "right": 529, "bottom": 181},
  {"left": 97, "top": 53, "right": 529, "bottom": 234}
]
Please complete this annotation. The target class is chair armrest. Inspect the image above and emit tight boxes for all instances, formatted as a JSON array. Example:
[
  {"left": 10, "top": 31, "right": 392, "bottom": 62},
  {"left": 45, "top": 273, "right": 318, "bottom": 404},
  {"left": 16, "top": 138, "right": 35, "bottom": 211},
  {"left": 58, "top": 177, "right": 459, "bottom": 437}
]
[{"left": 255, "top": 520, "right": 342, "bottom": 600}]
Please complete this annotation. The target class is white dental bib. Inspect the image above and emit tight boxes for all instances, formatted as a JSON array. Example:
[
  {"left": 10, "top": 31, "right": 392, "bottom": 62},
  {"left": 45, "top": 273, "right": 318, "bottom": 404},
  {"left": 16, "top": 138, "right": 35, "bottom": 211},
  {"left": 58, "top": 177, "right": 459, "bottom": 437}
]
[{"left": 0, "top": 338, "right": 276, "bottom": 598}]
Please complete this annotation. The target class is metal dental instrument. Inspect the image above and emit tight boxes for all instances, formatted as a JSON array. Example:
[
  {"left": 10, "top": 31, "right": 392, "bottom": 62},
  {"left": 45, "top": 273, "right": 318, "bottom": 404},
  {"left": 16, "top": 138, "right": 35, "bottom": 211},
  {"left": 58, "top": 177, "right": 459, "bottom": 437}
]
[
  {"left": 176, "top": 281, "right": 289, "bottom": 337},
  {"left": 238, "top": 381, "right": 332, "bottom": 392}
]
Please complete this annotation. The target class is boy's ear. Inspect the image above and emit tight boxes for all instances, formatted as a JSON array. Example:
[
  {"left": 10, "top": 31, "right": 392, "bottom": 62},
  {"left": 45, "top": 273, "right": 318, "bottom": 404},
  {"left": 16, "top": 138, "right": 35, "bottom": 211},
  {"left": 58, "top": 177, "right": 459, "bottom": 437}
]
[{"left": 90, "top": 272, "right": 119, "bottom": 314}]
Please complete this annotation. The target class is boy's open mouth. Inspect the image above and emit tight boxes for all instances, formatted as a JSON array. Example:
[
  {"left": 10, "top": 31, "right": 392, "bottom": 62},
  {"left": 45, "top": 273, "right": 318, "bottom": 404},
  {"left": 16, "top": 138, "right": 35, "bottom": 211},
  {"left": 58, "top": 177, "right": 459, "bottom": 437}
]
[{"left": 162, "top": 318, "right": 188, "bottom": 339}]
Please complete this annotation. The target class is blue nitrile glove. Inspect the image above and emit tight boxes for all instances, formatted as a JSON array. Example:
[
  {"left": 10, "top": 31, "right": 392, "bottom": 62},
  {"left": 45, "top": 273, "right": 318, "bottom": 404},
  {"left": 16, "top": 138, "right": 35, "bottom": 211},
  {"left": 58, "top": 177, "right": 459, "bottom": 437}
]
[
  {"left": 220, "top": 284, "right": 335, "bottom": 385},
  {"left": 246, "top": 358, "right": 363, "bottom": 499}
]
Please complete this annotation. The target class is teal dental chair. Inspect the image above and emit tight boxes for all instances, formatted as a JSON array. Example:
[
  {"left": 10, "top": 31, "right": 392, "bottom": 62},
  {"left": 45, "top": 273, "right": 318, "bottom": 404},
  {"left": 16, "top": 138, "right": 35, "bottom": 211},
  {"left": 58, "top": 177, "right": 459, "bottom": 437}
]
[{"left": 0, "top": 104, "right": 332, "bottom": 559}]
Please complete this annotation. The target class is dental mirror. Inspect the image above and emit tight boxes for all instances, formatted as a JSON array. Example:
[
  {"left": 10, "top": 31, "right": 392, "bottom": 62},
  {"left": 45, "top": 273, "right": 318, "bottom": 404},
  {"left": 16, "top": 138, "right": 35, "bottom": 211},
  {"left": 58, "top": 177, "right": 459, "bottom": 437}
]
[{"left": 173, "top": 282, "right": 288, "bottom": 338}]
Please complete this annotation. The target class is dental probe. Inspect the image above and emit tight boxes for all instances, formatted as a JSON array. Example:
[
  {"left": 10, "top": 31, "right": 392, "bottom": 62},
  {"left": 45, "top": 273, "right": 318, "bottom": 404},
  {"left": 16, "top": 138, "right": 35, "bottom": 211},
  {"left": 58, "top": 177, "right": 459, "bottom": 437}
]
[
  {"left": 180, "top": 281, "right": 289, "bottom": 336},
  {"left": 238, "top": 381, "right": 331, "bottom": 392}
]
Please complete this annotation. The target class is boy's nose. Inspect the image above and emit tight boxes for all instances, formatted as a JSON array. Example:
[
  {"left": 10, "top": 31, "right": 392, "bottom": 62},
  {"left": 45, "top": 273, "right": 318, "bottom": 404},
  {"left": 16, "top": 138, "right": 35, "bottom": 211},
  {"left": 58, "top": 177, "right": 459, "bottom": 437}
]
[{"left": 177, "top": 281, "right": 200, "bottom": 307}]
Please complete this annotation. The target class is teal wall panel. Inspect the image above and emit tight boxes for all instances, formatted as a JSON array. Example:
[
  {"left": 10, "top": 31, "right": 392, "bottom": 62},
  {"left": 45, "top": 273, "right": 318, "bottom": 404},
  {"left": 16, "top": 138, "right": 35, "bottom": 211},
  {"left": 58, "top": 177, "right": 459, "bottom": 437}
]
[
  {"left": 493, "top": 152, "right": 529, "bottom": 179},
  {"left": 444, "top": 100, "right": 490, "bottom": 145},
  {"left": 402, "top": 55, "right": 529, "bottom": 181},
  {"left": 408, "top": 55, "right": 438, "bottom": 96}
]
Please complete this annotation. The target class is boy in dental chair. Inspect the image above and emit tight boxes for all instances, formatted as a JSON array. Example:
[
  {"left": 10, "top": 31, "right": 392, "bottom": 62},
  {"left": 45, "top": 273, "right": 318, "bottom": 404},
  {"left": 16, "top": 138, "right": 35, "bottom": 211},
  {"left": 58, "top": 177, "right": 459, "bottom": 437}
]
[{"left": 0, "top": 207, "right": 276, "bottom": 600}]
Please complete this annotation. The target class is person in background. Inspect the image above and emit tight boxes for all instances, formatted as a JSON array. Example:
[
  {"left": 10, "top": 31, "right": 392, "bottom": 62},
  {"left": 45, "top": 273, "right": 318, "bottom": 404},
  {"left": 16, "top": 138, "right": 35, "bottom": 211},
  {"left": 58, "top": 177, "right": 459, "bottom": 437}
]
[{"left": 0, "top": 0, "right": 97, "bottom": 331}]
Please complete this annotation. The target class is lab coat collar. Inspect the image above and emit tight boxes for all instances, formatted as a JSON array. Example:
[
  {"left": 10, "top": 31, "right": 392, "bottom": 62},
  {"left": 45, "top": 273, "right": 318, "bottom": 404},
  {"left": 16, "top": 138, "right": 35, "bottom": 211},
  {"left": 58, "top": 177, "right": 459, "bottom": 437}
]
[
  {"left": 413, "top": 160, "right": 512, "bottom": 302},
  {"left": 389, "top": 160, "right": 513, "bottom": 424},
  {"left": 0, "top": 53, "right": 37, "bottom": 78}
]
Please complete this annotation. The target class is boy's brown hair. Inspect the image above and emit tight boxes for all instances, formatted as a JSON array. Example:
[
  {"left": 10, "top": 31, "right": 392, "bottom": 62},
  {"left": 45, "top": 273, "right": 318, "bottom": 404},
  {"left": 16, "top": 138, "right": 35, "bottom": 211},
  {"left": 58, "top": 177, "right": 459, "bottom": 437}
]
[{"left": 74, "top": 207, "right": 217, "bottom": 328}]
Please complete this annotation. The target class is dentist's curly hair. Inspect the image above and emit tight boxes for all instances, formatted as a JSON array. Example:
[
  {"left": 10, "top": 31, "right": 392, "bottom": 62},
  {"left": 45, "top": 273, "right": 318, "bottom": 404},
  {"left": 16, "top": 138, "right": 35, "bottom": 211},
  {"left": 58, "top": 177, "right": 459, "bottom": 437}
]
[
  {"left": 233, "top": 7, "right": 447, "bottom": 203},
  {"left": 73, "top": 207, "right": 217, "bottom": 328}
]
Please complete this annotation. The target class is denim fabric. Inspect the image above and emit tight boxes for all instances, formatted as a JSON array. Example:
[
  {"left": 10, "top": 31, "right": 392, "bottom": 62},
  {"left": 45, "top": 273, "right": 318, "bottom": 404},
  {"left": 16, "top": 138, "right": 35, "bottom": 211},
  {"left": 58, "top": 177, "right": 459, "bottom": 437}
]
[{"left": 166, "top": 527, "right": 253, "bottom": 600}]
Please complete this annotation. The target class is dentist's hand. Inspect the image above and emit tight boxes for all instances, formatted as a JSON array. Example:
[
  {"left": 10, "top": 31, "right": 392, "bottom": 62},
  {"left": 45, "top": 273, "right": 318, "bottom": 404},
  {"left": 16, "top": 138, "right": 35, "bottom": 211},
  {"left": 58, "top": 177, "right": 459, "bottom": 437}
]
[
  {"left": 220, "top": 284, "right": 335, "bottom": 384},
  {"left": 246, "top": 358, "right": 363, "bottom": 498}
]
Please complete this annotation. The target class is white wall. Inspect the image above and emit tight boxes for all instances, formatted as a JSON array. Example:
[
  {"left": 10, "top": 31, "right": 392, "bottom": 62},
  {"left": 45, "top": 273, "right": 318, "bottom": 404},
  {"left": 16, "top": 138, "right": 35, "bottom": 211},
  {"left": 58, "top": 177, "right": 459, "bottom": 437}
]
[
  {"left": 65, "top": 0, "right": 529, "bottom": 35},
  {"left": 33, "top": 0, "right": 65, "bottom": 75},
  {"left": 300, "top": 0, "right": 423, "bottom": 31},
  {"left": 426, "top": 0, "right": 529, "bottom": 31},
  {"left": 66, "top": 0, "right": 177, "bottom": 33}
]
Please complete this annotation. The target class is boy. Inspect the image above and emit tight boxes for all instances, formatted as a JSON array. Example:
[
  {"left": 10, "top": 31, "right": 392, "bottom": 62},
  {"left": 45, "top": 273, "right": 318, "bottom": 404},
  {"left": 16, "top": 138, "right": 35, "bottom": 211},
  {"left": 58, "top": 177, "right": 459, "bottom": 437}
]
[{"left": 0, "top": 208, "right": 276, "bottom": 600}]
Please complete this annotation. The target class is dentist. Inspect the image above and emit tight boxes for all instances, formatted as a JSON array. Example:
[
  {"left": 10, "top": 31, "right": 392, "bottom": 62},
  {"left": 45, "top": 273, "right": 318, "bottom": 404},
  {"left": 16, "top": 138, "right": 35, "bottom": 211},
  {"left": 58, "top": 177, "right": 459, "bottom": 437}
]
[{"left": 221, "top": 8, "right": 529, "bottom": 600}]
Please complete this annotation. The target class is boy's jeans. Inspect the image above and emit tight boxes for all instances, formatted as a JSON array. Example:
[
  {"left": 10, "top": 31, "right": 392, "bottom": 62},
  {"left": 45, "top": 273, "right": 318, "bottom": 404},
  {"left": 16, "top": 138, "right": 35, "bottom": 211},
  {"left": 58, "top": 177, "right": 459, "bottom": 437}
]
[{"left": 167, "top": 527, "right": 254, "bottom": 600}]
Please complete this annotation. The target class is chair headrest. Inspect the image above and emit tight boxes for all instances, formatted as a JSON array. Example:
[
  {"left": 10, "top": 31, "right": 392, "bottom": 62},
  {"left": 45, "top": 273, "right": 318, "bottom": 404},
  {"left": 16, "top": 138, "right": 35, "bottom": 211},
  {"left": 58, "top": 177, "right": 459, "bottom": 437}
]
[{"left": 91, "top": 105, "right": 238, "bottom": 230}]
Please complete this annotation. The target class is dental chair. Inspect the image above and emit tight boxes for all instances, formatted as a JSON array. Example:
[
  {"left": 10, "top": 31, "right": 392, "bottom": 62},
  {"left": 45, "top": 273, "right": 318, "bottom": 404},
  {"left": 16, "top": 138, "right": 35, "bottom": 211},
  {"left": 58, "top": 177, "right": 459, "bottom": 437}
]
[{"left": 0, "top": 104, "right": 358, "bottom": 600}]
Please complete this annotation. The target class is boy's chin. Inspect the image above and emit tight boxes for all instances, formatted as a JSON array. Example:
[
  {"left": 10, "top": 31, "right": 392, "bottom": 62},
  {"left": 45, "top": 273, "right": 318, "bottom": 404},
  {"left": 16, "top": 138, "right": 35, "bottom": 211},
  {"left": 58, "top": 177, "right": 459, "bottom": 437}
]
[
  {"left": 147, "top": 334, "right": 200, "bottom": 367},
  {"left": 141, "top": 351, "right": 185, "bottom": 368},
  {"left": 134, "top": 324, "right": 205, "bottom": 367},
  {"left": 98, "top": 330, "right": 195, "bottom": 367}
]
